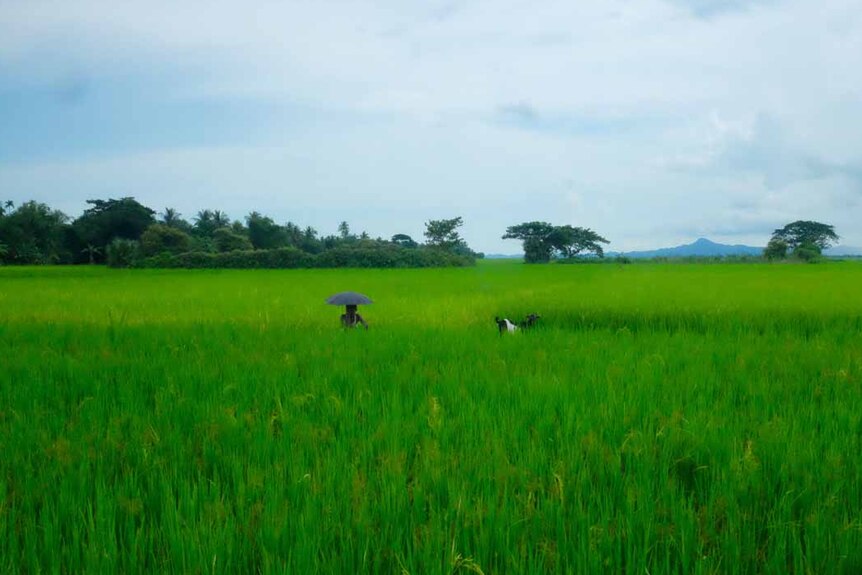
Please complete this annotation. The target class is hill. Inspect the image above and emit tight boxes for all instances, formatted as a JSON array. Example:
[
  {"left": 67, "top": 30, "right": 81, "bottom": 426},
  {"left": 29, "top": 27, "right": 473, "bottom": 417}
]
[{"left": 615, "top": 238, "right": 763, "bottom": 259}]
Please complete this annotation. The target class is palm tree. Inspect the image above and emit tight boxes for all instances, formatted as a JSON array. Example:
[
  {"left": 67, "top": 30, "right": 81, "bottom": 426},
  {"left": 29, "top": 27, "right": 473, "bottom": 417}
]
[
  {"left": 160, "top": 207, "right": 182, "bottom": 227},
  {"left": 81, "top": 244, "right": 102, "bottom": 264},
  {"left": 193, "top": 209, "right": 215, "bottom": 237},
  {"left": 338, "top": 221, "right": 350, "bottom": 239},
  {"left": 0, "top": 200, "right": 13, "bottom": 216},
  {"left": 194, "top": 209, "right": 214, "bottom": 225},
  {"left": 212, "top": 210, "right": 230, "bottom": 228}
]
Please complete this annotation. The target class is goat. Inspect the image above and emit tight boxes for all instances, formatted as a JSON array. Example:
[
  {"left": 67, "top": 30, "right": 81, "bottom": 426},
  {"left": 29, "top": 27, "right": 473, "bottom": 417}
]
[
  {"left": 519, "top": 313, "right": 541, "bottom": 328},
  {"left": 495, "top": 316, "right": 518, "bottom": 334}
]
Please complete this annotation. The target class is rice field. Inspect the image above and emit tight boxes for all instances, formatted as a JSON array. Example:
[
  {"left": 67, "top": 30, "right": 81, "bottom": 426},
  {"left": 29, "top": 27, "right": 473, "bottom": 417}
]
[{"left": 1, "top": 260, "right": 861, "bottom": 573}]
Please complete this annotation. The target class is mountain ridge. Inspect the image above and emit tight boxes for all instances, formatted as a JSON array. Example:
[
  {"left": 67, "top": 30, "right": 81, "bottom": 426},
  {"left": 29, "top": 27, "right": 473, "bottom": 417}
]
[
  {"left": 613, "top": 238, "right": 762, "bottom": 259},
  {"left": 490, "top": 238, "right": 862, "bottom": 259}
]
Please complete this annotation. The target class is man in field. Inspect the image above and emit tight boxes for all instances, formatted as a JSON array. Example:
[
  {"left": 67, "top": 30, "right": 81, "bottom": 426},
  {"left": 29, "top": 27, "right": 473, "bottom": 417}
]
[{"left": 341, "top": 304, "right": 369, "bottom": 330}]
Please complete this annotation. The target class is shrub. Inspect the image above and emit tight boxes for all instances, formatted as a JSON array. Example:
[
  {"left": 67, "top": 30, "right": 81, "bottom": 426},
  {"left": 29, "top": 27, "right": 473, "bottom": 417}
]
[
  {"left": 140, "top": 224, "right": 193, "bottom": 257},
  {"left": 794, "top": 242, "right": 822, "bottom": 263},
  {"left": 135, "top": 245, "right": 474, "bottom": 269},
  {"left": 106, "top": 238, "right": 140, "bottom": 268},
  {"left": 213, "top": 228, "right": 253, "bottom": 253},
  {"left": 764, "top": 238, "right": 788, "bottom": 261}
]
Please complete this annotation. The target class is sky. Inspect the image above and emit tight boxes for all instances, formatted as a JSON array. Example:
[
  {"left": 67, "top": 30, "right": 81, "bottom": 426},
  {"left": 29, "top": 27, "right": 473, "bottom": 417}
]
[{"left": 1, "top": 0, "right": 860, "bottom": 253}]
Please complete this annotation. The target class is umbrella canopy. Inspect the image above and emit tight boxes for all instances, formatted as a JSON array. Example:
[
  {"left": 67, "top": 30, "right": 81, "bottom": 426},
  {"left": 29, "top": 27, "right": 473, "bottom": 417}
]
[{"left": 325, "top": 291, "right": 373, "bottom": 306}]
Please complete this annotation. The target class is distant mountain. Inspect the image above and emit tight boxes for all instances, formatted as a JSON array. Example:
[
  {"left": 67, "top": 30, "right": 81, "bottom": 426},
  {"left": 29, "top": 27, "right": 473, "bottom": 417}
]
[
  {"left": 824, "top": 245, "right": 862, "bottom": 257},
  {"left": 484, "top": 253, "right": 522, "bottom": 259},
  {"left": 614, "top": 238, "right": 763, "bottom": 259},
  {"left": 488, "top": 239, "right": 861, "bottom": 260}
]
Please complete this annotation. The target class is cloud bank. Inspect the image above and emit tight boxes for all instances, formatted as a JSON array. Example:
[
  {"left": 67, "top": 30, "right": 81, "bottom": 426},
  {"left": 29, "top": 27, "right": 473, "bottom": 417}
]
[{"left": 1, "top": 0, "right": 860, "bottom": 251}]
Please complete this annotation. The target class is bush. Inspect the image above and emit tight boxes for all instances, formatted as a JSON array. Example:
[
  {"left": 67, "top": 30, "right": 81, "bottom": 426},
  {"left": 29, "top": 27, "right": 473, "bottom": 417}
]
[
  {"left": 213, "top": 228, "right": 253, "bottom": 253},
  {"left": 764, "top": 238, "right": 788, "bottom": 261},
  {"left": 140, "top": 224, "right": 193, "bottom": 257},
  {"left": 794, "top": 243, "right": 822, "bottom": 263},
  {"left": 136, "top": 245, "right": 475, "bottom": 269},
  {"left": 106, "top": 238, "right": 140, "bottom": 268}
]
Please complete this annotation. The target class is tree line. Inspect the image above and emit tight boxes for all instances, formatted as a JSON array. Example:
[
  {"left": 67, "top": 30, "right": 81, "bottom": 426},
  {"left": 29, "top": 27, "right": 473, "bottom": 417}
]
[
  {"left": 0, "top": 198, "right": 479, "bottom": 268},
  {"left": 0, "top": 197, "right": 840, "bottom": 267}
]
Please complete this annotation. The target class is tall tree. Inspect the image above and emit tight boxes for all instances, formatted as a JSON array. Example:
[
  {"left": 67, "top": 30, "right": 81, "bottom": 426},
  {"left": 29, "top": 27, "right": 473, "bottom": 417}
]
[
  {"left": 246, "top": 212, "right": 285, "bottom": 249},
  {"left": 283, "top": 221, "right": 304, "bottom": 248},
  {"left": 771, "top": 221, "right": 838, "bottom": 253},
  {"left": 193, "top": 209, "right": 230, "bottom": 237},
  {"left": 424, "top": 217, "right": 464, "bottom": 251},
  {"left": 338, "top": 221, "right": 351, "bottom": 240},
  {"left": 391, "top": 233, "right": 418, "bottom": 248},
  {"left": 503, "top": 221, "right": 609, "bottom": 263},
  {"left": 73, "top": 197, "right": 155, "bottom": 256},
  {"left": 547, "top": 225, "right": 609, "bottom": 258},
  {"left": 0, "top": 201, "right": 70, "bottom": 264},
  {"left": 763, "top": 238, "right": 788, "bottom": 261},
  {"left": 160, "top": 207, "right": 180, "bottom": 226},
  {"left": 158, "top": 207, "right": 193, "bottom": 232},
  {"left": 193, "top": 210, "right": 217, "bottom": 237},
  {"left": 81, "top": 244, "right": 101, "bottom": 264},
  {"left": 212, "top": 210, "right": 230, "bottom": 228},
  {"left": 502, "top": 221, "right": 555, "bottom": 263}
]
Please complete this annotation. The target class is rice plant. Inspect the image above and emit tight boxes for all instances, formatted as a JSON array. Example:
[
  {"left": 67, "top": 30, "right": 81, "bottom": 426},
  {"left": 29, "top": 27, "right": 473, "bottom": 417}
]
[{"left": 1, "top": 261, "right": 861, "bottom": 573}]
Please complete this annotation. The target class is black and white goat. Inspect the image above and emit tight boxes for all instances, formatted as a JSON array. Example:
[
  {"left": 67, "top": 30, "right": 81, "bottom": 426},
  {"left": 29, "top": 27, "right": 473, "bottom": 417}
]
[
  {"left": 495, "top": 316, "right": 519, "bottom": 334},
  {"left": 495, "top": 313, "right": 541, "bottom": 334}
]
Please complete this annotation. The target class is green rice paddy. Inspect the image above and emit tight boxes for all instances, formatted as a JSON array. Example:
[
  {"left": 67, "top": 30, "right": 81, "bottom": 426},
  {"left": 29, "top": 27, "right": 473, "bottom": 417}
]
[{"left": 1, "top": 261, "right": 861, "bottom": 573}]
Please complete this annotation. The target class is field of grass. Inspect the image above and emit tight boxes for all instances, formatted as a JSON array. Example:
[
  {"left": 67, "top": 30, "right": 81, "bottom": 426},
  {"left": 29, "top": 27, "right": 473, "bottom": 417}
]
[{"left": 1, "top": 260, "right": 861, "bottom": 573}]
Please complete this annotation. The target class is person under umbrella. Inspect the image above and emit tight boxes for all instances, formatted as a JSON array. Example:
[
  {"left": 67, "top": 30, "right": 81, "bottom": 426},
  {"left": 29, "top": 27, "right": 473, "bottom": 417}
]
[
  {"left": 325, "top": 291, "right": 372, "bottom": 329},
  {"left": 341, "top": 304, "right": 368, "bottom": 329}
]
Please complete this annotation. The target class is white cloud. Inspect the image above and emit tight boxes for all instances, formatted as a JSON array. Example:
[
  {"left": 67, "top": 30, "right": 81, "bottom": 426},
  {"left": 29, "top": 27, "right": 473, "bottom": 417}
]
[{"left": 1, "top": 0, "right": 861, "bottom": 251}]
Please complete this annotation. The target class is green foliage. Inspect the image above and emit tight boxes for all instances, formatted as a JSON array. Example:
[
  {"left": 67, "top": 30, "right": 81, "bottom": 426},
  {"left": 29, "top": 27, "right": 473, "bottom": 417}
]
[
  {"left": 73, "top": 198, "right": 155, "bottom": 254},
  {"left": 771, "top": 220, "right": 838, "bottom": 251},
  {"left": 391, "top": 233, "right": 418, "bottom": 248},
  {"left": 502, "top": 222, "right": 554, "bottom": 263},
  {"left": 212, "top": 227, "right": 254, "bottom": 253},
  {"left": 548, "top": 225, "right": 609, "bottom": 258},
  {"left": 158, "top": 207, "right": 193, "bottom": 233},
  {"left": 424, "top": 216, "right": 465, "bottom": 250},
  {"left": 338, "top": 220, "right": 351, "bottom": 239},
  {"left": 0, "top": 200, "right": 70, "bottom": 264},
  {"left": 80, "top": 244, "right": 102, "bottom": 264},
  {"left": 139, "top": 224, "right": 193, "bottom": 256},
  {"left": 105, "top": 238, "right": 140, "bottom": 268},
  {"left": 2, "top": 262, "right": 862, "bottom": 573},
  {"left": 193, "top": 209, "right": 231, "bottom": 237},
  {"left": 246, "top": 211, "right": 286, "bottom": 249},
  {"left": 763, "top": 238, "right": 788, "bottom": 261},
  {"left": 794, "top": 241, "right": 822, "bottom": 263},
  {"left": 504, "top": 221, "right": 609, "bottom": 263},
  {"left": 137, "top": 244, "right": 474, "bottom": 269}
]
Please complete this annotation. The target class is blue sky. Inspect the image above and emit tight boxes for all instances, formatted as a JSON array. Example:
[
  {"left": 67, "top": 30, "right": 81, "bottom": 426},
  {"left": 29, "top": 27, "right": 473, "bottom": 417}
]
[{"left": 1, "top": 0, "right": 860, "bottom": 252}]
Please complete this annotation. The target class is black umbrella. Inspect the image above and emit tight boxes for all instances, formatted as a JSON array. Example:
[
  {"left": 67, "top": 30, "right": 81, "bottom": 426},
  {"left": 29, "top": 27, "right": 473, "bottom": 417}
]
[
  {"left": 325, "top": 291, "right": 373, "bottom": 306},
  {"left": 326, "top": 291, "right": 372, "bottom": 329}
]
